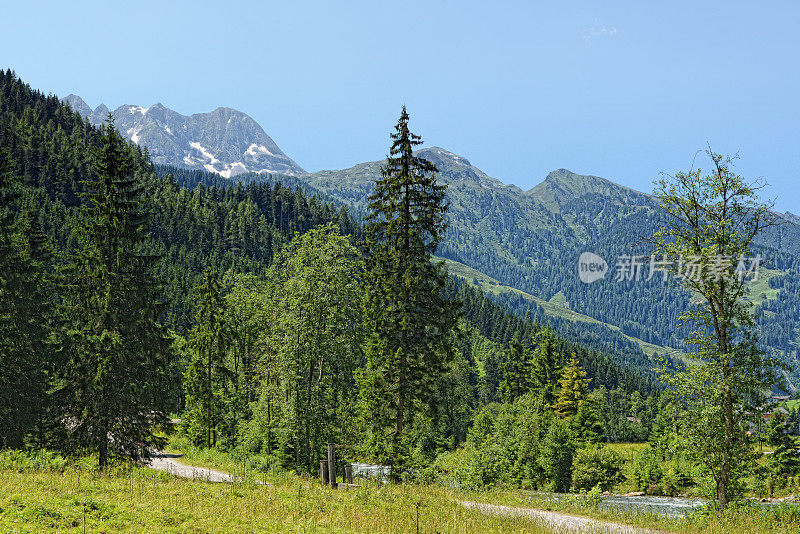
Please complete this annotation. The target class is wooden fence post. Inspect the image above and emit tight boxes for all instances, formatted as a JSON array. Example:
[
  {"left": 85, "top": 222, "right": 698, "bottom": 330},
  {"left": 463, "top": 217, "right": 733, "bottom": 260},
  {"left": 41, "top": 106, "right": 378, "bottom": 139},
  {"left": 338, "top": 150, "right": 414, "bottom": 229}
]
[
  {"left": 345, "top": 464, "right": 353, "bottom": 484},
  {"left": 320, "top": 460, "right": 328, "bottom": 485},
  {"left": 327, "top": 444, "right": 336, "bottom": 487}
]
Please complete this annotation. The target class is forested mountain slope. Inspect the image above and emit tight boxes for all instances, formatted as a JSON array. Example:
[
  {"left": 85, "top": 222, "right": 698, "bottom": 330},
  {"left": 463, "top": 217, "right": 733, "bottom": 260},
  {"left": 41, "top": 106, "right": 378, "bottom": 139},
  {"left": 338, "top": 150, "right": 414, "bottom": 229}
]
[
  {"left": 1, "top": 70, "right": 355, "bottom": 333},
  {"left": 0, "top": 69, "right": 653, "bottom": 407},
  {"left": 303, "top": 147, "right": 800, "bottom": 387},
  {"left": 55, "top": 89, "right": 799, "bottom": 386}
]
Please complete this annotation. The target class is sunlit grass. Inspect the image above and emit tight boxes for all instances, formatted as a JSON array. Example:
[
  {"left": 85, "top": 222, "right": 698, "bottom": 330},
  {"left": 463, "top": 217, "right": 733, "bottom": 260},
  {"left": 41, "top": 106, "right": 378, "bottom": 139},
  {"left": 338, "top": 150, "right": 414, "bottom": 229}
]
[
  {"left": 0, "top": 465, "right": 557, "bottom": 533},
  {"left": 2, "top": 445, "right": 799, "bottom": 533}
]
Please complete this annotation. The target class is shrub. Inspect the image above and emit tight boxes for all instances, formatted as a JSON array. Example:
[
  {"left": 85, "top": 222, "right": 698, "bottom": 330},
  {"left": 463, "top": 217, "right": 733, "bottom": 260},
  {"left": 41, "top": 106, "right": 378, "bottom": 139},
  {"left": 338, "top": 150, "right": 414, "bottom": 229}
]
[
  {"left": 662, "top": 460, "right": 694, "bottom": 495},
  {"left": 0, "top": 449, "right": 68, "bottom": 472},
  {"left": 539, "top": 419, "right": 575, "bottom": 492},
  {"left": 572, "top": 445, "right": 624, "bottom": 491},
  {"left": 631, "top": 445, "right": 664, "bottom": 494}
]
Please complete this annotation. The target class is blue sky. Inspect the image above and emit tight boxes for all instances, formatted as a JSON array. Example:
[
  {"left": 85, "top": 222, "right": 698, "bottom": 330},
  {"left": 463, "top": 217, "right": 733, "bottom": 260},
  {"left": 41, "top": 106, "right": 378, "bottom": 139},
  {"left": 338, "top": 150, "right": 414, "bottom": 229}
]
[{"left": 3, "top": 1, "right": 798, "bottom": 211}]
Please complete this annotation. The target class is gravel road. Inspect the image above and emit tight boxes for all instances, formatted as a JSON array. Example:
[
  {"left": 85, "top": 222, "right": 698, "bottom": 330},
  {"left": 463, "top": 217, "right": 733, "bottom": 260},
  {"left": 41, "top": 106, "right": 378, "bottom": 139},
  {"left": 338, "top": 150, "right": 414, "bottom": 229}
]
[
  {"left": 460, "top": 501, "right": 660, "bottom": 533},
  {"left": 146, "top": 453, "right": 657, "bottom": 532},
  {"left": 147, "top": 452, "right": 237, "bottom": 483}
]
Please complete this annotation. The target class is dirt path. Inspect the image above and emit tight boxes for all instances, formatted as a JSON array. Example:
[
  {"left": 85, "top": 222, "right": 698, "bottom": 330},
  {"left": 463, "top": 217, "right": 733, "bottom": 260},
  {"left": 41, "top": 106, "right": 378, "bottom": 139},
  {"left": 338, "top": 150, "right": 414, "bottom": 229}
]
[
  {"left": 459, "top": 501, "right": 659, "bottom": 534},
  {"left": 147, "top": 452, "right": 237, "bottom": 483},
  {"left": 146, "top": 454, "right": 657, "bottom": 532}
]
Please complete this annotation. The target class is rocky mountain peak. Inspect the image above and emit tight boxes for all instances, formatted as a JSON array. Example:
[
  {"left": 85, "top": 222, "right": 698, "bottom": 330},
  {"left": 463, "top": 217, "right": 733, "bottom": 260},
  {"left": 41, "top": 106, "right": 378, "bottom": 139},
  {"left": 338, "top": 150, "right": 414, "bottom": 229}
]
[{"left": 61, "top": 95, "right": 306, "bottom": 178}]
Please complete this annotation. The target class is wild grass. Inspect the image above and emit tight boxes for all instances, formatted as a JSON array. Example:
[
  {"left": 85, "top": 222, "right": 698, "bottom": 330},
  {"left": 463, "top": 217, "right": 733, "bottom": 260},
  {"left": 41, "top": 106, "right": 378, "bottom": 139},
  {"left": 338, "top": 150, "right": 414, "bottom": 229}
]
[
  {"left": 0, "top": 462, "right": 556, "bottom": 533},
  {"left": 2, "top": 445, "right": 799, "bottom": 533},
  {"left": 605, "top": 442, "right": 648, "bottom": 459}
]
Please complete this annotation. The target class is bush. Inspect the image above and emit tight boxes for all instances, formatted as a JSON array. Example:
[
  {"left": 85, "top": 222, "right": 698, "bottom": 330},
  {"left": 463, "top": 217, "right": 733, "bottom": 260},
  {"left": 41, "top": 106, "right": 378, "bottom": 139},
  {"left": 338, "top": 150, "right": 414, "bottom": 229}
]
[
  {"left": 572, "top": 445, "right": 624, "bottom": 491},
  {"left": 539, "top": 419, "right": 575, "bottom": 492},
  {"left": 0, "top": 449, "right": 68, "bottom": 472},
  {"left": 662, "top": 460, "right": 694, "bottom": 495},
  {"left": 631, "top": 445, "right": 664, "bottom": 494},
  {"left": 452, "top": 442, "right": 513, "bottom": 490}
]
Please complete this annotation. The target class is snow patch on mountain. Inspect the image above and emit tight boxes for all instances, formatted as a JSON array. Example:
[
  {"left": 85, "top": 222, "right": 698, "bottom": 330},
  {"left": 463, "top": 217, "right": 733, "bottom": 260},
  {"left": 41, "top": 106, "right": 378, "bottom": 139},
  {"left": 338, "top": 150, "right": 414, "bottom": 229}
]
[
  {"left": 189, "top": 142, "right": 220, "bottom": 165},
  {"left": 246, "top": 143, "right": 274, "bottom": 157},
  {"left": 127, "top": 127, "right": 143, "bottom": 145}
]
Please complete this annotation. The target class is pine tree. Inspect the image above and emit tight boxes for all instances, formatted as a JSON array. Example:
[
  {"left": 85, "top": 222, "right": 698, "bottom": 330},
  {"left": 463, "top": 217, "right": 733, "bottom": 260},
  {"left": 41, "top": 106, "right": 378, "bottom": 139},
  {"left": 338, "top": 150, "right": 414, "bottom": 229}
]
[
  {"left": 480, "top": 349, "right": 502, "bottom": 405},
  {"left": 554, "top": 356, "right": 590, "bottom": 417},
  {"left": 0, "top": 150, "right": 24, "bottom": 447},
  {"left": 183, "top": 269, "right": 228, "bottom": 448},
  {"left": 500, "top": 334, "right": 531, "bottom": 403},
  {"left": 62, "top": 118, "right": 170, "bottom": 467},
  {"left": 570, "top": 400, "right": 604, "bottom": 443},
  {"left": 766, "top": 413, "right": 788, "bottom": 446},
  {"left": 531, "top": 328, "right": 559, "bottom": 405},
  {"left": 359, "top": 107, "right": 458, "bottom": 475},
  {"left": 0, "top": 150, "right": 59, "bottom": 449}
]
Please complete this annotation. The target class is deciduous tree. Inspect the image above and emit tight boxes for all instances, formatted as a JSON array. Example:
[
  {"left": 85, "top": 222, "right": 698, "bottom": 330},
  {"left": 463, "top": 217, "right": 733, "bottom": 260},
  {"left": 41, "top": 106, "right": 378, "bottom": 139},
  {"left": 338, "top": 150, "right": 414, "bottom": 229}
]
[{"left": 649, "top": 149, "right": 781, "bottom": 508}]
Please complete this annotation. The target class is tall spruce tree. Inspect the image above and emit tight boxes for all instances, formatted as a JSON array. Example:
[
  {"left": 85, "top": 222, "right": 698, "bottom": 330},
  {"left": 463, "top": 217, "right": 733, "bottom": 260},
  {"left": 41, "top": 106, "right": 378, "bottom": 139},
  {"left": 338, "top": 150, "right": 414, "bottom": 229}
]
[
  {"left": 183, "top": 269, "right": 229, "bottom": 448},
  {"left": 500, "top": 334, "right": 531, "bottom": 403},
  {"left": 359, "top": 107, "right": 458, "bottom": 475},
  {"left": 0, "top": 151, "right": 58, "bottom": 449},
  {"left": 62, "top": 118, "right": 170, "bottom": 467},
  {"left": 0, "top": 151, "right": 26, "bottom": 447},
  {"left": 531, "top": 328, "right": 560, "bottom": 405}
]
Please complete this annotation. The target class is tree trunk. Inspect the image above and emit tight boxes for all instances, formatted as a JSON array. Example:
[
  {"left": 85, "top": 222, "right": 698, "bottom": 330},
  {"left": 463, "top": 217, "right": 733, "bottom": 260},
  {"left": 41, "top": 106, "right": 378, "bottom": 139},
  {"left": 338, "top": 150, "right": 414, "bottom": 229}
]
[
  {"left": 206, "top": 344, "right": 212, "bottom": 449},
  {"left": 98, "top": 420, "right": 108, "bottom": 468},
  {"left": 720, "top": 379, "right": 733, "bottom": 509}
]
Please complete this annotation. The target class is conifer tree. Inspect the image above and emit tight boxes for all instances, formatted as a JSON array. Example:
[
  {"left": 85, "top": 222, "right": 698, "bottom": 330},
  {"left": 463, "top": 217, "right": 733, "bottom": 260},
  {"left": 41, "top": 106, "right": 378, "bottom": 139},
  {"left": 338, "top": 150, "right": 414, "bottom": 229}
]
[
  {"left": 0, "top": 151, "right": 25, "bottom": 446},
  {"left": 769, "top": 418, "right": 800, "bottom": 481},
  {"left": 480, "top": 350, "right": 502, "bottom": 404},
  {"left": 570, "top": 401, "right": 604, "bottom": 443},
  {"left": 183, "top": 269, "right": 228, "bottom": 448},
  {"left": 62, "top": 118, "right": 170, "bottom": 467},
  {"left": 500, "top": 334, "right": 531, "bottom": 403},
  {"left": 554, "top": 356, "right": 590, "bottom": 417},
  {"left": 0, "top": 152, "right": 54, "bottom": 447},
  {"left": 531, "top": 328, "right": 559, "bottom": 405},
  {"left": 359, "top": 107, "right": 458, "bottom": 475}
]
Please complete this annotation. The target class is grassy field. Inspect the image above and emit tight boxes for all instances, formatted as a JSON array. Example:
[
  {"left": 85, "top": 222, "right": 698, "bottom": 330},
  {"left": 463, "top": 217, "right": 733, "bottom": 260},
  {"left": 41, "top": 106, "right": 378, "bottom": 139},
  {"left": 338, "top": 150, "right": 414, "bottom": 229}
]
[
  {"left": 2, "top": 444, "right": 799, "bottom": 533},
  {"left": 746, "top": 268, "right": 781, "bottom": 304},
  {"left": 0, "top": 461, "right": 555, "bottom": 533},
  {"left": 3, "top": 458, "right": 799, "bottom": 533}
]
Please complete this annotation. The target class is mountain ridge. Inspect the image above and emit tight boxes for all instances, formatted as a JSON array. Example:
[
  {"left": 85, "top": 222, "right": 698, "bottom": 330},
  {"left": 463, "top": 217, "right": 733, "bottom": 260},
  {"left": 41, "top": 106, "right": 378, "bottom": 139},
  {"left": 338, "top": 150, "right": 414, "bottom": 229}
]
[
  {"left": 58, "top": 92, "right": 800, "bottom": 386},
  {"left": 61, "top": 94, "right": 306, "bottom": 179}
]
